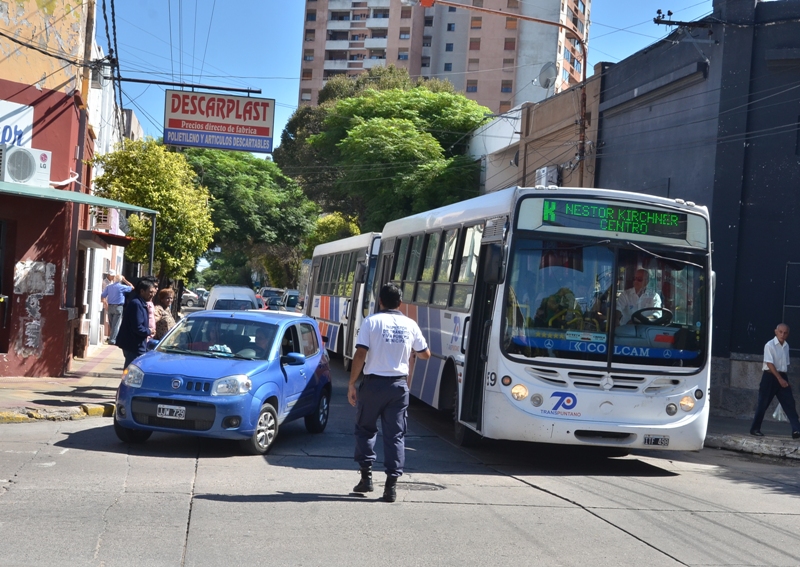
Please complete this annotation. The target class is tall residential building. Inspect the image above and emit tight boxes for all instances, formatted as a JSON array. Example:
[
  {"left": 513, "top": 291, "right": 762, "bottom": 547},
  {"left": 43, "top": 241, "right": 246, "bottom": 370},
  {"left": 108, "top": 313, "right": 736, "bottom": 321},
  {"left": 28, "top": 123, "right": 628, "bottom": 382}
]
[{"left": 298, "top": 0, "right": 590, "bottom": 113}]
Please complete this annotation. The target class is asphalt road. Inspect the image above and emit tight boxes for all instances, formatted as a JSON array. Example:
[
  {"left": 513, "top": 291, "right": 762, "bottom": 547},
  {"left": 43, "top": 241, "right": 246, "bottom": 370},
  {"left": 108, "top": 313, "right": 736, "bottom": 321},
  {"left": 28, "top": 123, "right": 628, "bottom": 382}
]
[{"left": 1, "top": 359, "right": 799, "bottom": 566}]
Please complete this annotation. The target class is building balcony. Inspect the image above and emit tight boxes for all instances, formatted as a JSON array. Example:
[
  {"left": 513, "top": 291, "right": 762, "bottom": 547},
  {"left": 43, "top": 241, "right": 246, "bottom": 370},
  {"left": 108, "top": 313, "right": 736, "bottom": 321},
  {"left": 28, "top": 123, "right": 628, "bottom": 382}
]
[
  {"left": 326, "top": 20, "right": 352, "bottom": 31},
  {"left": 367, "top": 0, "right": 391, "bottom": 7},
  {"left": 364, "top": 37, "right": 388, "bottom": 48},
  {"left": 328, "top": 0, "right": 352, "bottom": 9},
  {"left": 324, "top": 60, "right": 350, "bottom": 70},
  {"left": 366, "top": 18, "right": 390, "bottom": 29},
  {"left": 325, "top": 40, "right": 351, "bottom": 50},
  {"left": 363, "top": 58, "right": 387, "bottom": 69}
]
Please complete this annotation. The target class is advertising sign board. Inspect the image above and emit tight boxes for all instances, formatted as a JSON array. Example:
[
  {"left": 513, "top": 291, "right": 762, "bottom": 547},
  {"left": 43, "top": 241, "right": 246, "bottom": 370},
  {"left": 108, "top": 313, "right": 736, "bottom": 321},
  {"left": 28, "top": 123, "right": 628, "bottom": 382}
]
[
  {"left": 0, "top": 100, "right": 33, "bottom": 147},
  {"left": 163, "top": 90, "right": 275, "bottom": 153}
]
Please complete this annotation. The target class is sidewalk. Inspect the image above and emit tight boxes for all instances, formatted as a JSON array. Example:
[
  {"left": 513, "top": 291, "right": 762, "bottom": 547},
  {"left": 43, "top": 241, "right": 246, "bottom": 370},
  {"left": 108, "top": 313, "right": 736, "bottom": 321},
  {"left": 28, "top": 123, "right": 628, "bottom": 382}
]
[
  {"left": 0, "top": 345, "right": 798, "bottom": 460},
  {"left": 0, "top": 344, "right": 121, "bottom": 423}
]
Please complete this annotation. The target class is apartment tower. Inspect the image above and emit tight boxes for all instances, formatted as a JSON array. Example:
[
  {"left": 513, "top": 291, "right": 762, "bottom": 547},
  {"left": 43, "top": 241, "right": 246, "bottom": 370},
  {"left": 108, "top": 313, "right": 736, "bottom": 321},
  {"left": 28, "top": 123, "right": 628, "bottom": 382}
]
[{"left": 298, "top": 0, "right": 590, "bottom": 113}]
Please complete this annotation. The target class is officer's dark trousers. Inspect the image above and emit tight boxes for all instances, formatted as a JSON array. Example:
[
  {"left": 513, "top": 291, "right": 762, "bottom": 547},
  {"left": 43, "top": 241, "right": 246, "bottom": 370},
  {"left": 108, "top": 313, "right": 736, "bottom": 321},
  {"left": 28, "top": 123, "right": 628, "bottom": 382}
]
[
  {"left": 354, "top": 375, "right": 409, "bottom": 478},
  {"left": 750, "top": 371, "right": 800, "bottom": 434}
]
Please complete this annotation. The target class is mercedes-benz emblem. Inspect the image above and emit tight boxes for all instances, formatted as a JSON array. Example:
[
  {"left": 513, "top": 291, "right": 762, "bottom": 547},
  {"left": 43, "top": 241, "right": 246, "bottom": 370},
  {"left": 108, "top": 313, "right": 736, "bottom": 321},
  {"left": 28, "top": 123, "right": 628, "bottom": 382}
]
[
  {"left": 600, "top": 376, "right": 614, "bottom": 391},
  {"left": 544, "top": 339, "right": 554, "bottom": 349}
]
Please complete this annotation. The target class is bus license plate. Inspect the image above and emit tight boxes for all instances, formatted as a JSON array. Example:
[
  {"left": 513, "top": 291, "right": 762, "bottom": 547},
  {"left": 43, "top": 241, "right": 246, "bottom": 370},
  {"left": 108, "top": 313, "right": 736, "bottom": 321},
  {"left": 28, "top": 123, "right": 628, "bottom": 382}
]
[
  {"left": 643, "top": 434, "right": 669, "bottom": 446},
  {"left": 157, "top": 404, "right": 186, "bottom": 420}
]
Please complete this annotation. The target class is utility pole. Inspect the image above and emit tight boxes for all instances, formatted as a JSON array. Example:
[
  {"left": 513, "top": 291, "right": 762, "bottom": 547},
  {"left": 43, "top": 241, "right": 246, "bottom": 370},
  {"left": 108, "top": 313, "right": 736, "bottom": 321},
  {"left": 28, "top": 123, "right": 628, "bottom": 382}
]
[{"left": 401, "top": 0, "right": 589, "bottom": 186}]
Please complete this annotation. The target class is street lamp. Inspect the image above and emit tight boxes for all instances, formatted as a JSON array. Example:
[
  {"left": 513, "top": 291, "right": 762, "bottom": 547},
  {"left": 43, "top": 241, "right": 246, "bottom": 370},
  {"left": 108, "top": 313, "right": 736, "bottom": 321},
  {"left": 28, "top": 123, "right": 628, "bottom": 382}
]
[{"left": 401, "top": 0, "right": 589, "bottom": 186}]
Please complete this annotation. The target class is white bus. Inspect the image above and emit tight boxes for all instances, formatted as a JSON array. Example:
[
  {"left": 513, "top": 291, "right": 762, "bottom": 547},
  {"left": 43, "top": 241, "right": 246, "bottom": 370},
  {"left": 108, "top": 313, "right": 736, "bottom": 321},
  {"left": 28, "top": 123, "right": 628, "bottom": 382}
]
[
  {"left": 305, "top": 232, "right": 381, "bottom": 369},
  {"left": 374, "top": 186, "right": 712, "bottom": 450}
]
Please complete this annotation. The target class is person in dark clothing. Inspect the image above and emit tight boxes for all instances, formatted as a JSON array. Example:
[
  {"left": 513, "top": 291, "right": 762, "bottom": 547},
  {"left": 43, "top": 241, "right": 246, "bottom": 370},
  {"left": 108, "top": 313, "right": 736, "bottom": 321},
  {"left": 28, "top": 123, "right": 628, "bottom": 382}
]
[
  {"left": 348, "top": 284, "right": 431, "bottom": 502},
  {"left": 116, "top": 279, "right": 157, "bottom": 369}
]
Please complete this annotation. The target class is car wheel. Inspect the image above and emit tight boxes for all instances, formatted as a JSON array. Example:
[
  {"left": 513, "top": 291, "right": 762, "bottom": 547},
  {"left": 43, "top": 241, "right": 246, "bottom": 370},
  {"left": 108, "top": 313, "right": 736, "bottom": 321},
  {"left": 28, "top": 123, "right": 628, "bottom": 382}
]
[
  {"left": 114, "top": 418, "right": 152, "bottom": 443},
  {"left": 304, "top": 389, "right": 331, "bottom": 433},
  {"left": 243, "top": 403, "right": 278, "bottom": 455},
  {"left": 185, "top": 299, "right": 194, "bottom": 307}
]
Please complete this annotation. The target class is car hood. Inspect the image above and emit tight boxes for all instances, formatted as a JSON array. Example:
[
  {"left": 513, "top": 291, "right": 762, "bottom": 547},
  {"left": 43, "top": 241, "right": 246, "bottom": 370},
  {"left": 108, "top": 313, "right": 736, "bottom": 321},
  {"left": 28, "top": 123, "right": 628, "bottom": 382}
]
[{"left": 134, "top": 350, "right": 271, "bottom": 378}]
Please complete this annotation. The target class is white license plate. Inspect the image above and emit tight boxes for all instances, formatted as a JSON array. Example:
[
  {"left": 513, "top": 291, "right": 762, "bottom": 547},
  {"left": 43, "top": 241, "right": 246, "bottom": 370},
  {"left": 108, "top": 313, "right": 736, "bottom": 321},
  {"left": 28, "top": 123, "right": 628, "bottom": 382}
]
[
  {"left": 643, "top": 434, "right": 669, "bottom": 446},
  {"left": 156, "top": 404, "right": 186, "bottom": 420}
]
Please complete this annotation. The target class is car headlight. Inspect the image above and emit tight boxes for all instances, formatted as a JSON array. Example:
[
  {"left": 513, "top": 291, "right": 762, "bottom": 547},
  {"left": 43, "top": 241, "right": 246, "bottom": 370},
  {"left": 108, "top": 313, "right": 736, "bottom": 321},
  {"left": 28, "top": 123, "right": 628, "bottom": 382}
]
[
  {"left": 212, "top": 375, "right": 252, "bottom": 396},
  {"left": 122, "top": 364, "right": 144, "bottom": 388}
]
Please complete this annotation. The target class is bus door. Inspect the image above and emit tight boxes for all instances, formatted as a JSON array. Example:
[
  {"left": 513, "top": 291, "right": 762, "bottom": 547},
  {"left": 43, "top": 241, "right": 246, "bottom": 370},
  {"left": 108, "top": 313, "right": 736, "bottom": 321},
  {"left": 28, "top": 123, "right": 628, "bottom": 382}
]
[
  {"left": 305, "top": 259, "right": 321, "bottom": 317},
  {"left": 460, "top": 218, "right": 505, "bottom": 433},
  {"left": 344, "top": 249, "right": 368, "bottom": 360}
]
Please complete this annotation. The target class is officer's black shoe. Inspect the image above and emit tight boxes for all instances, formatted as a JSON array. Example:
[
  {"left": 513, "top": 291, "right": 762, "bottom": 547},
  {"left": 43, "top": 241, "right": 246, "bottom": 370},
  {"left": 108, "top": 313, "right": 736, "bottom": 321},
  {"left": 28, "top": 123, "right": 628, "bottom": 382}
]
[
  {"left": 750, "top": 430, "right": 764, "bottom": 437},
  {"left": 383, "top": 477, "right": 397, "bottom": 503},
  {"left": 353, "top": 468, "right": 373, "bottom": 493},
  {"left": 793, "top": 431, "right": 800, "bottom": 439}
]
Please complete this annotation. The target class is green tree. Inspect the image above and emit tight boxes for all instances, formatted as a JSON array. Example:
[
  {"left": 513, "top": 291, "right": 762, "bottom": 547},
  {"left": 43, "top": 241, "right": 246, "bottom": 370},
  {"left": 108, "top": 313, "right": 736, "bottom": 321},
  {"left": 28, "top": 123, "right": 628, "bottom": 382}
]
[
  {"left": 181, "top": 148, "right": 319, "bottom": 288},
  {"left": 303, "top": 212, "right": 361, "bottom": 258},
  {"left": 91, "top": 139, "right": 216, "bottom": 280}
]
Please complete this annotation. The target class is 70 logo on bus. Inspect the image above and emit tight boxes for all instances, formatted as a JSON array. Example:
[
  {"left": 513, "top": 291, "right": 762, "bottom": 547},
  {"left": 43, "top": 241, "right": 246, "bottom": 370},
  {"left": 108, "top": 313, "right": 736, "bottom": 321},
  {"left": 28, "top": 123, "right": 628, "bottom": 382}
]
[{"left": 551, "top": 391, "right": 578, "bottom": 410}]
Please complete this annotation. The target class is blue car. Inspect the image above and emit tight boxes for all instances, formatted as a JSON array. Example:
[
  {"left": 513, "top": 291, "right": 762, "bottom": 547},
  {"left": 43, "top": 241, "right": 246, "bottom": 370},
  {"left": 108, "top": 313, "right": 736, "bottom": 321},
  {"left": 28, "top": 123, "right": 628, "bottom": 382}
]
[{"left": 114, "top": 310, "right": 332, "bottom": 454}]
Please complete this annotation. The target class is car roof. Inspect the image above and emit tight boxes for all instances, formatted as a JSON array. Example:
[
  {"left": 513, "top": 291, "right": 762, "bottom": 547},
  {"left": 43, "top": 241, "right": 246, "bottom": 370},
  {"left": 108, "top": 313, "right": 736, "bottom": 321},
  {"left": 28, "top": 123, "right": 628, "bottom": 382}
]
[{"left": 185, "top": 309, "right": 305, "bottom": 324}]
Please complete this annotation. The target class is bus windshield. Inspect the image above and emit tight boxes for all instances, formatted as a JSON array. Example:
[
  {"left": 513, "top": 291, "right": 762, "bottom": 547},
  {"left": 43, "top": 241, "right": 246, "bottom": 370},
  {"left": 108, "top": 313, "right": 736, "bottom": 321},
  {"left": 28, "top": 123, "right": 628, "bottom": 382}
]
[{"left": 502, "top": 237, "right": 708, "bottom": 368}]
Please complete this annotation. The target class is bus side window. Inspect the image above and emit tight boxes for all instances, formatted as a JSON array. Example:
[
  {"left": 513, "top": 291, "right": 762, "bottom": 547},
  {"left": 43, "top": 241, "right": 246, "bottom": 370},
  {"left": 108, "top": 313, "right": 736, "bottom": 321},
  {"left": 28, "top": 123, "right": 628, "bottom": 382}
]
[
  {"left": 321, "top": 255, "right": 333, "bottom": 295},
  {"left": 392, "top": 237, "right": 410, "bottom": 288},
  {"left": 415, "top": 231, "right": 440, "bottom": 304},
  {"left": 403, "top": 235, "right": 424, "bottom": 301},
  {"left": 343, "top": 252, "right": 357, "bottom": 296},
  {"left": 328, "top": 254, "right": 342, "bottom": 295},
  {"left": 451, "top": 225, "right": 483, "bottom": 311},
  {"left": 432, "top": 228, "right": 459, "bottom": 307}
]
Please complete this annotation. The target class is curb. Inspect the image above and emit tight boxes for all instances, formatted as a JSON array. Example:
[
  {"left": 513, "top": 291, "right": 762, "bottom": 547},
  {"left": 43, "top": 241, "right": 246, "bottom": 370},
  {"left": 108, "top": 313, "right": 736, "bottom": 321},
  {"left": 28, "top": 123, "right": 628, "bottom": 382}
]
[
  {"left": 705, "top": 433, "right": 800, "bottom": 460},
  {"left": 0, "top": 403, "right": 115, "bottom": 424}
]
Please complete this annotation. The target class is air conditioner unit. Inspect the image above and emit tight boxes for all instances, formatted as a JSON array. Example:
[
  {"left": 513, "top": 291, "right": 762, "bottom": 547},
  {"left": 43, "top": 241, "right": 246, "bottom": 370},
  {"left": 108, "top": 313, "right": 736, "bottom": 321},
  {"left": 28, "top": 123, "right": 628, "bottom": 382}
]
[
  {"left": 535, "top": 165, "right": 559, "bottom": 187},
  {"left": 0, "top": 144, "right": 52, "bottom": 187}
]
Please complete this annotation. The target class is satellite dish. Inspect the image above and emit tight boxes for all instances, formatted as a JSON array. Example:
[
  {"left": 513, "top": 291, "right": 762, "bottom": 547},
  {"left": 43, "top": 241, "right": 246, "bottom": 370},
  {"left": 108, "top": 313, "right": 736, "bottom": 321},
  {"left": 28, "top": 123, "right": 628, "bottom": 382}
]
[{"left": 538, "top": 62, "right": 557, "bottom": 90}]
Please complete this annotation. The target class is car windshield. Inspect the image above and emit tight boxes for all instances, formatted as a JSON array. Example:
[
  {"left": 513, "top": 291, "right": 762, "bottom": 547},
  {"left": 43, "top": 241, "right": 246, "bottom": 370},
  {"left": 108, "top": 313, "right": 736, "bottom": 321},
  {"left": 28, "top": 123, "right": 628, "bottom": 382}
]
[
  {"left": 157, "top": 317, "right": 278, "bottom": 360},
  {"left": 214, "top": 299, "right": 255, "bottom": 310},
  {"left": 285, "top": 295, "right": 299, "bottom": 308}
]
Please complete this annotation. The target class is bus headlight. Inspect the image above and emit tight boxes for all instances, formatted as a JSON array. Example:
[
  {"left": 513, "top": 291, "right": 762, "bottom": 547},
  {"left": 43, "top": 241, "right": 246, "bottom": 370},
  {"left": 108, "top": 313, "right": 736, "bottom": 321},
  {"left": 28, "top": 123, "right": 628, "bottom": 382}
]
[
  {"left": 666, "top": 403, "right": 678, "bottom": 416},
  {"left": 511, "top": 384, "right": 528, "bottom": 401},
  {"left": 680, "top": 396, "right": 695, "bottom": 412},
  {"left": 530, "top": 393, "right": 544, "bottom": 407}
]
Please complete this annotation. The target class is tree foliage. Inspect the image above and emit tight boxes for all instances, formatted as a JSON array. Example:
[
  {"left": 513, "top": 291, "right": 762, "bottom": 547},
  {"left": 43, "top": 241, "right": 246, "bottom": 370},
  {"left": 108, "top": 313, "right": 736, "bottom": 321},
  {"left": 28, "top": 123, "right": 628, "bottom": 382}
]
[
  {"left": 91, "top": 139, "right": 216, "bottom": 280},
  {"left": 303, "top": 212, "right": 361, "bottom": 258},
  {"left": 181, "top": 148, "right": 319, "bottom": 288},
  {"left": 274, "top": 65, "right": 488, "bottom": 229}
]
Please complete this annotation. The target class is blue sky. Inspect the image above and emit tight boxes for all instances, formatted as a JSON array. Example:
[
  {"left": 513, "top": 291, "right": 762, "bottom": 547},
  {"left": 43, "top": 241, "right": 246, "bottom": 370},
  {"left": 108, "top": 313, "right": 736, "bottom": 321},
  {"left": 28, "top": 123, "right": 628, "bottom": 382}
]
[{"left": 104, "top": 0, "right": 714, "bottom": 149}]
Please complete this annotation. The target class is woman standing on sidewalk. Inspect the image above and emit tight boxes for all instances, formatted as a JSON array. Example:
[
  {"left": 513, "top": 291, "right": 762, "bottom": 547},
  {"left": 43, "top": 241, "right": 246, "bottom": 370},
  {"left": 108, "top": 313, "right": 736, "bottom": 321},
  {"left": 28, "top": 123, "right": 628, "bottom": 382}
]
[{"left": 153, "top": 289, "right": 177, "bottom": 340}]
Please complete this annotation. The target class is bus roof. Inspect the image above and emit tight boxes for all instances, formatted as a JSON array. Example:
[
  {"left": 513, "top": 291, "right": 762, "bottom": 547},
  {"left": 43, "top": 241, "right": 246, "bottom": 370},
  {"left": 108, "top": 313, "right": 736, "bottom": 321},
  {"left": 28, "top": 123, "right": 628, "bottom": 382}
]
[
  {"left": 379, "top": 186, "right": 709, "bottom": 238},
  {"left": 312, "top": 231, "right": 381, "bottom": 257}
]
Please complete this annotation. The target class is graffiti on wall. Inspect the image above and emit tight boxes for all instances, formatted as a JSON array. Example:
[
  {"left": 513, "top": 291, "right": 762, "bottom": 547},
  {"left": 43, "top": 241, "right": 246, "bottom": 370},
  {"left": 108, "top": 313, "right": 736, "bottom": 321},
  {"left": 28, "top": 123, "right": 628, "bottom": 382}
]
[{"left": 13, "top": 261, "right": 55, "bottom": 356}]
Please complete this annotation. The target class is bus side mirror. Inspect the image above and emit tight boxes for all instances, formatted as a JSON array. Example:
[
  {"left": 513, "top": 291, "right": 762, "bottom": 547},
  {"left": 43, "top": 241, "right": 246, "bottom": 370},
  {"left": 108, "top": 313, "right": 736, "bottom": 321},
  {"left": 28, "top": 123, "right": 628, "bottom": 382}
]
[
  {"left": 483, "top": 243, "right": 504, "bottom": 285},
  {"left": 354, "top": 262, "right": 367, "bottom": 283}
]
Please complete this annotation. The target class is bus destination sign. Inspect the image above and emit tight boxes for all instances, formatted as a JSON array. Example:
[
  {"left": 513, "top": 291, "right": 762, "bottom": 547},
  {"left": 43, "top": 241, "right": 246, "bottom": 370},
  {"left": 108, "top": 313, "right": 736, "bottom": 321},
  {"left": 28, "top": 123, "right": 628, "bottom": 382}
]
[{"left": 542, "top": 199, "right": 688, "bottom": 239}]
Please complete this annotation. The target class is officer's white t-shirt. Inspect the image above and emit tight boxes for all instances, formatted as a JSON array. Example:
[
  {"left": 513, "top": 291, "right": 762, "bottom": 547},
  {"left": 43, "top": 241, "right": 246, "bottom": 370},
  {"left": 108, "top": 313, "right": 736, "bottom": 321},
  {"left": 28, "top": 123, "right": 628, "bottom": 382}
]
[{"left": 355, "top": 309, "right": 428, "bottom": 377}]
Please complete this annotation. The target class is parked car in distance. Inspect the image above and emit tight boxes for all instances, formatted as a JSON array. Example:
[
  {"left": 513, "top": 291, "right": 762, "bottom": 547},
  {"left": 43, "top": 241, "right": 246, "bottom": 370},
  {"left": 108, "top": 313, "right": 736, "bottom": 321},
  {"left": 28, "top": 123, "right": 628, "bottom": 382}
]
[
  {"left": 264, "top": 296, "right": 284, "bottom": 310},
  {"left": 282, "top": 289, "right": 301, "bottom": 311},
  {"left": 204, "top": 285, "right": 258, "bottom": 311},
  {"left": 181, "top": 289, "right": 199, "bottom": 307},
  {"left": 259, "top": 287, "right": 284, "bottom": 300},
  {"left": 197, "top": 290, "right": 210, "bottom": 307},
  {"left": 113, "top": 310, "right": 332, "bottom": 454}
]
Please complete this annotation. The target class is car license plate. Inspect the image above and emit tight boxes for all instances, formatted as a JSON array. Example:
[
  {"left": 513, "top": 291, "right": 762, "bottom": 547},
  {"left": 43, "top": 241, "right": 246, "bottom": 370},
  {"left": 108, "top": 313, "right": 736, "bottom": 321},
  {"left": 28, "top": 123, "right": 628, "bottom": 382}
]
[
  {"left": 643, "top": 434, "right": 669, "bottom": 446},
  {"left": 156, "top": 404, "right": 186, "bottom": 420}
]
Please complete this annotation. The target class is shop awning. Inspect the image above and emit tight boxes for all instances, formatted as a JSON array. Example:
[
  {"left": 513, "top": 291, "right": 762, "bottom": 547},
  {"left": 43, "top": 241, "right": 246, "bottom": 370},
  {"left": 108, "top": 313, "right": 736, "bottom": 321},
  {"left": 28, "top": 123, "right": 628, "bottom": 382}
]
[
  {"left": 0, "top": 180, "right": 158, "bottom": 214},
  {"left": 78, "top": 230, "right": 134, "bottom": 249}
]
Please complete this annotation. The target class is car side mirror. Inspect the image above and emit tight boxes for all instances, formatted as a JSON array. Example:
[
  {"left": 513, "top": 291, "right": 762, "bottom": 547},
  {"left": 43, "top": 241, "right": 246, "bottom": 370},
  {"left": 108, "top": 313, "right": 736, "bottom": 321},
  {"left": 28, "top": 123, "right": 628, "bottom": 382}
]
[
  {"left": 146, "top": 338, "right": 160, "bottom": 351},
  {"left": 281, "top": 352, "right": 306, "bottom": 366}
]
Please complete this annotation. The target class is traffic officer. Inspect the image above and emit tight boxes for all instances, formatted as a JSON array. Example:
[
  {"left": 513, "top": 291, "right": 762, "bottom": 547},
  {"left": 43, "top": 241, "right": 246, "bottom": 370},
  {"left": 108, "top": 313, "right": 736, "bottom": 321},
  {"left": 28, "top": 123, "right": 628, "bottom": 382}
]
[{"left": 348, "top": 283, "right": 430, "bottom": 502}]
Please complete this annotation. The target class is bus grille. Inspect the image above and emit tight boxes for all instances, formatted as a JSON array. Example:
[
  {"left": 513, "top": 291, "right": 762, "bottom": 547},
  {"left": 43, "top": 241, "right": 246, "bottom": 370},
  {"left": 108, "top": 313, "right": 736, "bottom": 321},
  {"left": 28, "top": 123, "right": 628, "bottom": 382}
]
[{"left": 526, "top": 366, "right": 650, "bottom": 392}]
